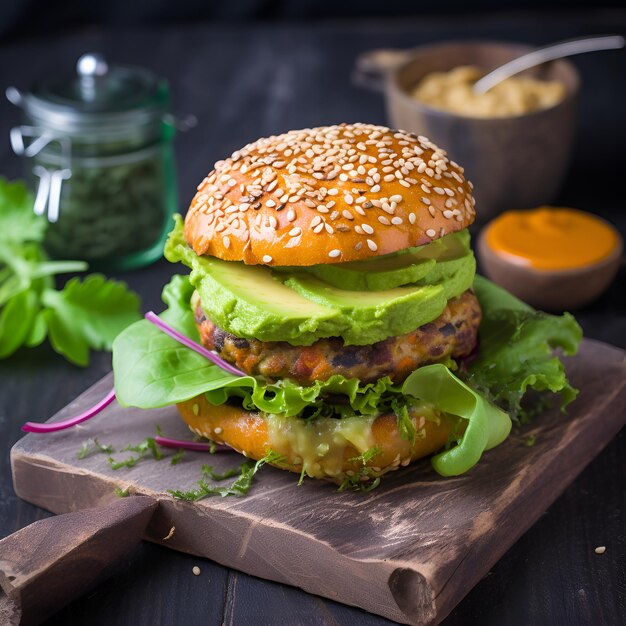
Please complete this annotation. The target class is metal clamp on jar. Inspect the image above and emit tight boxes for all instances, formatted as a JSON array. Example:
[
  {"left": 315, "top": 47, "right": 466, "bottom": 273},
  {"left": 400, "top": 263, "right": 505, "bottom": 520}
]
[{"left": 7, "top": 53, "right": 195, "bottom": 270}]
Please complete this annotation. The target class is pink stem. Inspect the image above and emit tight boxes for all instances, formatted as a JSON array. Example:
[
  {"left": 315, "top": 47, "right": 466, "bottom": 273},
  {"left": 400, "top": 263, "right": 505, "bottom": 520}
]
[
  {"left": 144, "top": 311, "right": 245, "bottom": 377},
  {"left": 22, "top": 388, "right": 116, "bottom": 433}
]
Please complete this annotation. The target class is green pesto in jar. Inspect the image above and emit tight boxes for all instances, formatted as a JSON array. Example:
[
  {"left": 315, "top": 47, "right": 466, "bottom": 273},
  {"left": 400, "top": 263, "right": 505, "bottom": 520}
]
[{"left": 10, "top": 53, "right": 180, "bottom": 270}]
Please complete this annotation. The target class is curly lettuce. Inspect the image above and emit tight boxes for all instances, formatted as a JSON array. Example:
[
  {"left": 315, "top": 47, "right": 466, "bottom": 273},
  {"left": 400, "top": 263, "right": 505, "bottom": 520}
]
[{"left": 466, "top": 275, "right": 582, "bottom": 419}]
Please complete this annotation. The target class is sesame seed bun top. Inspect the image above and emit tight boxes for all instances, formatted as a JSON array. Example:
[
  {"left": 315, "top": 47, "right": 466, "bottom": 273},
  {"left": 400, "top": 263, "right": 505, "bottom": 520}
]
[{"left": 184, "top": 123, "right": 476, "bottom": 266}]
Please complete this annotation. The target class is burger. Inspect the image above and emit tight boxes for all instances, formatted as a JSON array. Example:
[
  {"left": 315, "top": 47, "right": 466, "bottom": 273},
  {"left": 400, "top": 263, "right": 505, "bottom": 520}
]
[{"left": 113, "top": 123, "right": 581, "bottom": 489}]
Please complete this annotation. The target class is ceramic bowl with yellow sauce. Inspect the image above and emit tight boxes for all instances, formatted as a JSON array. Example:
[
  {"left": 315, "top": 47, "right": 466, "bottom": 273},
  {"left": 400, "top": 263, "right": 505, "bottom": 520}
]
[
  {"left": 353, "top": 41, "right": 580, "bottom": 220},
  {"left": 477, "top": 207, "right": 623, "bottom": 310}
]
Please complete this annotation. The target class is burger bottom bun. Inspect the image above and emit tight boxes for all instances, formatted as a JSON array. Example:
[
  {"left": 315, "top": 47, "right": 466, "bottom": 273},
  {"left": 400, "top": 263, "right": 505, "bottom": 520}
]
[{"left": 177, "top": 394, "right": 459, "bottom": 483}]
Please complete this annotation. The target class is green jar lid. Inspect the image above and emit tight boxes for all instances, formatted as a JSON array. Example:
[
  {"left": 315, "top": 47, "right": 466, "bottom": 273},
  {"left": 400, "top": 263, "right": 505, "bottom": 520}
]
[{"left": 18, "top": 53, "right": 170, "bottom": 136}]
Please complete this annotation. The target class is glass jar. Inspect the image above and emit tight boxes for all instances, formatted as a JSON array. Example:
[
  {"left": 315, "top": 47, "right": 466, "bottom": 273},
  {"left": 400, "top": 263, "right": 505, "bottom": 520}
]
[{"left": 7, "top": 53, "right": 189, "bottom": 270}]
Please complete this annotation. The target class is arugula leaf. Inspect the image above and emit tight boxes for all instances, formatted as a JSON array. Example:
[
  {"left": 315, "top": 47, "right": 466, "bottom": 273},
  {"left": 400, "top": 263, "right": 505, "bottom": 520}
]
[
  {"left": 107, "top": 436, "right": 164, "bottom": 470},
  {"left": 0, "top": 178, "right": 46, "bottom": 244},
  {"left": 77, "top": 437, "right": 114, "bottom": 459},
  {"left": 348, "top": 446, "right": 382, "bottom": 466},
  {"left": 42, "top": 274, "right": 141, "bottom": 366},
  {"left": 170, "top": 449, "right": 185, "bottom": 465},
  {"left": 337, "top": 469, "right": 381, "bottom": 492},
  {"left": 391, "top": 397, "right": 417, "bottom": 445},
  {"left": 169, "top": 449, "right": 286, "bottom": 500}
]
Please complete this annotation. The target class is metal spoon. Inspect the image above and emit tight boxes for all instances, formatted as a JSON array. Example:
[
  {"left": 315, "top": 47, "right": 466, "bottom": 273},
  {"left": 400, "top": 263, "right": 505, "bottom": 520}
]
[{"left": 473, "top": 34, "right": 625, "bottom": 94}]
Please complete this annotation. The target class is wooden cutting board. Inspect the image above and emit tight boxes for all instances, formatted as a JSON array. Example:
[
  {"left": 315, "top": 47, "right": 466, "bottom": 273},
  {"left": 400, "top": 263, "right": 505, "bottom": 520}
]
[{"left": 9, "top": 338, "right": 626, "bottom": 626}]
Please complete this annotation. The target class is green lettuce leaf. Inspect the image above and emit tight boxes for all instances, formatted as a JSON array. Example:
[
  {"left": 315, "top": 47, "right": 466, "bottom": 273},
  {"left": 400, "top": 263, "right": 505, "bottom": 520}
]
[
  {"left": 402, "top": 364, "right": 510, "bottom": 476},
  {"left": 465, "top": 275, "right": 582, "bottom": 419}
]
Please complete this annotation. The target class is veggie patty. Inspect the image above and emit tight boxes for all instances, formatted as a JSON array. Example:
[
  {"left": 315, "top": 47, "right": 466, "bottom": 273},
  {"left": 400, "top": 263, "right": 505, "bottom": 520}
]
[{"left": 195, "top": 289, "right": 481, "bottom": 386}]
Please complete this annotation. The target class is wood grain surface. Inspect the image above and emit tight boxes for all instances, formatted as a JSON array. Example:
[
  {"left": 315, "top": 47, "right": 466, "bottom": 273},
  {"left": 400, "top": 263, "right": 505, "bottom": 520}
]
[
  {"left": 9, "top": 339, "right": 625, "bottom": 626},
  {"left": 0, "top": 497, "right": 157, "bottom": 625}
]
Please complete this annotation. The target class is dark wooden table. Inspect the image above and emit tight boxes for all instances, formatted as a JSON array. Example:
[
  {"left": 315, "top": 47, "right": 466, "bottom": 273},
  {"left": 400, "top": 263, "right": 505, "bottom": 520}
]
[{"left": 1, "top": 12, "right": 625, "bottom": 626}]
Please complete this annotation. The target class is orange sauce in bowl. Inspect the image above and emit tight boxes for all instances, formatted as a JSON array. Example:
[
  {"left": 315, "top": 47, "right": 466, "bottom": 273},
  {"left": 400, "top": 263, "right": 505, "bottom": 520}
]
[{"left": 485, "top": 206, "right": 620, "bottom": 270}]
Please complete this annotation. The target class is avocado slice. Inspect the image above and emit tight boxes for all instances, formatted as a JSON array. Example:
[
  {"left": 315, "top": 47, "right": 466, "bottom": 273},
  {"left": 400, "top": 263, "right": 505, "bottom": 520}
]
[
  {"left": 285, "top": 274, "right": 448, "bottom": 345},
  {"left": 166, "top": 216, "right": 475, "bottom": 346},
  {"left": 301, "top": 231, "right": 472, "bottom": 291}
]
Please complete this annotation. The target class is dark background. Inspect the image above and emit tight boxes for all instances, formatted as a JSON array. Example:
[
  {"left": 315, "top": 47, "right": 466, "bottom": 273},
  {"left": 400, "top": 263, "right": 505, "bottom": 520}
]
[
  {"left": 1, "top": 0, "right": 626, "bottom": 41},
  {"left": 0, "top": 3, "right": 624, "bottom": 626}
]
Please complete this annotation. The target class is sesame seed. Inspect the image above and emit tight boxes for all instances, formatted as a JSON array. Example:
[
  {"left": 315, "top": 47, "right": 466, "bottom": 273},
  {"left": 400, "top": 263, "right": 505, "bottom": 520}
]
[
  {"left": 266, "top": 199, "right": 276, "bottom": 208},
  {"left": 426, "top": 229, "right": 436, "bottom": 237},
  {"left": 595, "top": 546, "right": 606, "bottom": 554},
  {"left": 287, "top": 209, "right": 296, "bottom": 221},
  {"left": 383, "top": 174, "right": 395, "bottom": 182},
  {"left": 328, "top": 188, "right": 338, "bottom": 196},
  {"left": 222, "top": 236, "right": 231, "bottom": 249},
  {"left": 390, "top": 194, "right": 403, "bottom": 203},
  {"left": 214, "top": 427, "right": 223, "bottom": 434},
  {"left": 328, "top": 249, "right": 341, "bottom": 258},
  {"left": 443, "top": 210, "right": 454, "bottom": 218},
  {"left": 313, "top": 223, "right": 324, "bottom": 234},
  {"left": 367, "top": 239, "right": 378, "bottom": 251},
  {"left": 344, "top": 194, "right": 354, "bottom": 205},
  {"left": 263, "top": 255, "right": 272, "bottom": 263},
  {"left": 421, "top": 197, "right": 431, "bottom": 205},
  {"left": 370, "top": 184, "right": 381, "bottom": 193},
  {"left": 289, "top": 227, "right": 301, "bottom": 237},
  {"left": 362, "top": 223, "right": 374, "bottom": 234},
  {"left": 408, "top": 212, "right": 416, "bottom": 224},
  {"left": 391, "top": 216, "right": 403, "bottom": 225},
  {"left": 311, "top": 215, "right": 322, "bottom": 227},
  {"left": 342, "top": 209, "right": 354, "bottom": 220},
  {"left": 428, "top": 206, "right": 436, "bottom": 217},
  {"left": 378, "top": 216, "right": 390, "bottom": 225},
  {"left": 192, "top": 566, "right": 201, "bottom": 576},
  {"left": 399, "top": 180, "right": 410, "bottom": 188}
]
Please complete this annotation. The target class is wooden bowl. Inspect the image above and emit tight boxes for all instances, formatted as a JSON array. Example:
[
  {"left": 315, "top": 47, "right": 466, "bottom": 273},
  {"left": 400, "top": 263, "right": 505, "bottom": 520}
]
[
  {"left": 477, "top": 222, "right": 623, "bottom": 310},
  {"left": 353, "top": 41, "right": 581, "bottom": 222}
]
